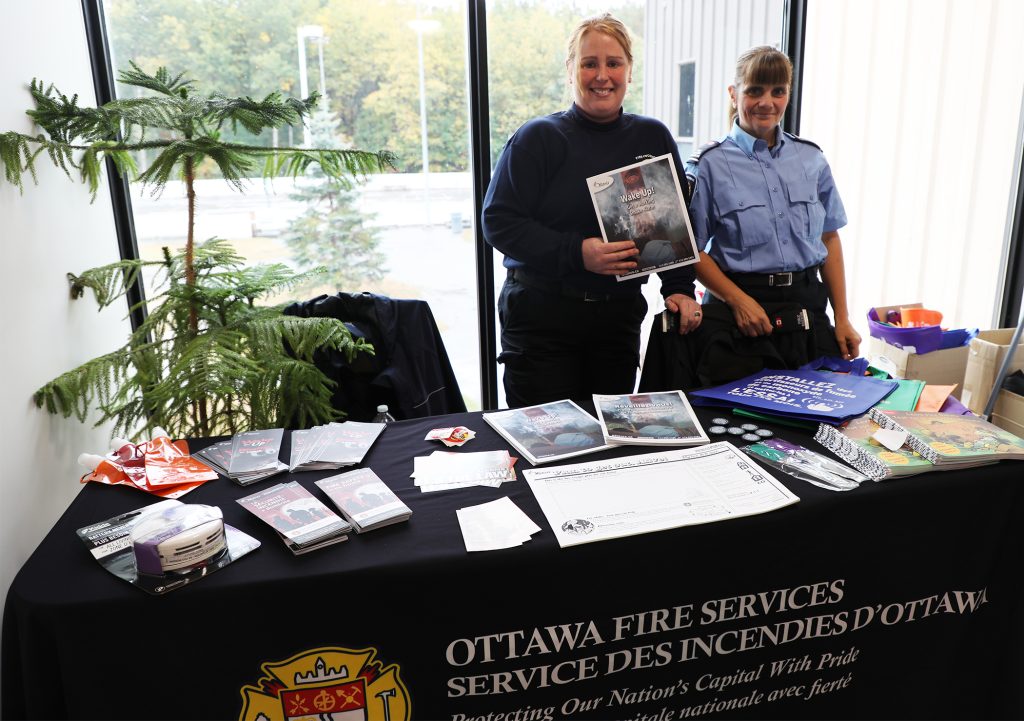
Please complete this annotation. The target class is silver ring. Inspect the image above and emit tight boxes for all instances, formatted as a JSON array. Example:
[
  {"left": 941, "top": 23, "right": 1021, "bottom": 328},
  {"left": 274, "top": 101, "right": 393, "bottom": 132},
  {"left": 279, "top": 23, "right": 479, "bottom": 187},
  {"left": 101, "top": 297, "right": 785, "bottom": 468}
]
[{"left": 694, "top": 311, "right": 702, "bottom": 318}]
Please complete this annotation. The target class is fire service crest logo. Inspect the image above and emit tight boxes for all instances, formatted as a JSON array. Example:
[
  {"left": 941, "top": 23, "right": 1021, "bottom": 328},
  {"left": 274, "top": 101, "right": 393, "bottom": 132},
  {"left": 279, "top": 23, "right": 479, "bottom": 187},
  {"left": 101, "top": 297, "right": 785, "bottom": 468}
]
[{"left": 239, "top": 646, "right": 410, "bottom": 721}]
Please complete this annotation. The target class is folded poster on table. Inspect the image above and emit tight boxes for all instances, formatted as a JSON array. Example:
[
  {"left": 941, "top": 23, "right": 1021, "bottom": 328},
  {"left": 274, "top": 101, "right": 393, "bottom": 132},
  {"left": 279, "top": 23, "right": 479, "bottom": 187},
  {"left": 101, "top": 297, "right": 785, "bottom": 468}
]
[
  {"left": 586, "top": 153, "right": 699, "bottom": 281},
  {"left": 524, "top": 442, "right": 799, "bottom": 548},
  {"left": 483, "top": 399, "right": 610, "bottom": 465},
  {"left": 593, "top": 390, "right": 709, "bottom": 446},
  {"left": 689, "top": 369, "right": 898, "bottom": 425}
]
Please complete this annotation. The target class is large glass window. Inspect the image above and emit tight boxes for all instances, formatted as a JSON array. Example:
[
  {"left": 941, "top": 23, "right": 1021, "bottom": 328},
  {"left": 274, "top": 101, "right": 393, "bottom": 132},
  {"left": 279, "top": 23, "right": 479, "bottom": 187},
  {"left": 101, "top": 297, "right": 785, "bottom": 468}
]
[
  {"left": 102, "top": 0, "right": 792, "bottom": 411},
  {"left": 104, "top": 0, "right": 482, "bottom": 406},
  {"left": 677, "top": 59, "right": 696, "bottom": 156}
]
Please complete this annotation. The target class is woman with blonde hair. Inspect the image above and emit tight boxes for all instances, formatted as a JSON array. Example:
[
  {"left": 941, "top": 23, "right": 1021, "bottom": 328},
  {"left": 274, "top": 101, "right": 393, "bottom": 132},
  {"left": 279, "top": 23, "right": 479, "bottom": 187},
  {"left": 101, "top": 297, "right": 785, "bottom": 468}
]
[
  {"left": 685, "top": 45, "right": 860, "bottom": 380},
  {"left": 482, "top": 13, "right": 702, "bottom": 408}
]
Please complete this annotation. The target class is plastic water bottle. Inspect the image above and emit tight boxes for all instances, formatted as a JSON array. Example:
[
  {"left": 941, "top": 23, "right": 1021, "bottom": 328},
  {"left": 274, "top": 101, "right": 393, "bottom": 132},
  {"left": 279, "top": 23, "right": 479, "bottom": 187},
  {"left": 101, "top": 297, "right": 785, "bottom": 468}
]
[{"left": 372, "top": 404, "right": 396, "bottom": 424}]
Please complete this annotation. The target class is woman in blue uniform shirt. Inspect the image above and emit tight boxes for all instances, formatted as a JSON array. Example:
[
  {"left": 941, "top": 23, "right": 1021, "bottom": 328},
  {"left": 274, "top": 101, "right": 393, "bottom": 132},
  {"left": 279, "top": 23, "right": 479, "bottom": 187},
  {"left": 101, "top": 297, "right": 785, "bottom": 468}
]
[
  {"left": 686, "top": 46, "right": 861, "bottom": 366},
  {"left": 482, "top": 14, "right": 703, "bottom": 408}
]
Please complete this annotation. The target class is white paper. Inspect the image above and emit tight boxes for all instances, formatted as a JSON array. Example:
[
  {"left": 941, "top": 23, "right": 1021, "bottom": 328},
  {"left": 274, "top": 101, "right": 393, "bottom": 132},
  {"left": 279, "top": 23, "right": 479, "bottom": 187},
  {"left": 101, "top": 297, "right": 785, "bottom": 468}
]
[
  {"left": 412, "top": 450, "right": 515, "bottom": 492},
  {"left": 872, "top": 427, "right": 908, "bottom": 452},
  {"left": 524, "top": 442, "right": 799, "bottom": 547},
  {"left": 457, "top": 496, "right": 541, "bottom": 552}
]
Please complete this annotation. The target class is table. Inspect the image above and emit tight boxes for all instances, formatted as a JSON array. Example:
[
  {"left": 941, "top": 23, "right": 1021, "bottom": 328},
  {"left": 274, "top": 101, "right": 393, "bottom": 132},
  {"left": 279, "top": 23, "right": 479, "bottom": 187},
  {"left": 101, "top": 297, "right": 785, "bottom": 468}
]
[{"left": 3, "top": 407, "right": 1023, "bottom": 720}]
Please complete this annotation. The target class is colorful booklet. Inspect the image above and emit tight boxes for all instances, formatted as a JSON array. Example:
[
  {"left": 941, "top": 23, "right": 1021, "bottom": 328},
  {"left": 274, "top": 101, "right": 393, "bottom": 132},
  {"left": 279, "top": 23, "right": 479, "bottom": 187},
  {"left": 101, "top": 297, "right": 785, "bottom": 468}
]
[
  {"left": 867, "top": 408, "right": 1024, "bottom": 466},
  {"left": 483, "top": 399, "right": 610, "bottom": 465},
  {"left": 315, "top": 468, "right": 412, "bottom": 533},
  {"left": 593, "top": 390, "right": 710, "bottom": 446},
  {"left": 814, "top": 416, "right": 936, "bottom": 480},
  {"left": 689, "top": 369, "right": 899, "bottom": 425},
  {"left": 236, "top": 481, "right": 351, "bottom": 554},
  {"left": 586, "top": 153, "right": 699, "bottom": 281}
]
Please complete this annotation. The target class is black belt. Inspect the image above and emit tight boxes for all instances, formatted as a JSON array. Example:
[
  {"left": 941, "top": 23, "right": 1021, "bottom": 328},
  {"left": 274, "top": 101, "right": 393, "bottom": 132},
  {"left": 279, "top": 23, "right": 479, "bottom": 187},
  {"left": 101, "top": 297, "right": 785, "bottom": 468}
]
[
  {"left": 507, "top": 268, "right": 632, "bottom": 302},
  {"left": 725, "top": 266, "right": 821, "bottom": 288}
]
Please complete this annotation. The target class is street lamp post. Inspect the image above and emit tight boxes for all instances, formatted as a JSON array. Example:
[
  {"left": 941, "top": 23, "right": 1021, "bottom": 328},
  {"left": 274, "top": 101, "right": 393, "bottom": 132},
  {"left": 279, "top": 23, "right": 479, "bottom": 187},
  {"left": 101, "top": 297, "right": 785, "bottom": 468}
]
[
  {"left": 408, "top": 18, "right": 440, "bottom": 223},
  {"left": 296, "top": 24, "right": 326, "bottom": 148}
]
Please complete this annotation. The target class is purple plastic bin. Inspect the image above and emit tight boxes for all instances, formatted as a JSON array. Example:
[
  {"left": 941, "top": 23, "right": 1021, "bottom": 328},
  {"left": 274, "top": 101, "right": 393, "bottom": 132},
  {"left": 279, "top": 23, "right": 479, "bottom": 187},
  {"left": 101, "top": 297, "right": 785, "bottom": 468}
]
[{"left": 867, "top": 308, "right": 975, "bottom": 354}]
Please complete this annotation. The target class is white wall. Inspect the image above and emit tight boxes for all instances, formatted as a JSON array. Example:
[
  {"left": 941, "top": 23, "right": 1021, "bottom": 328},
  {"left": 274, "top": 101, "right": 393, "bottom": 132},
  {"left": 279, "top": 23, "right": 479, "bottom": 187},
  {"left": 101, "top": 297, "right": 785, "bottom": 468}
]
[
  {"left": 800, "top": 0, "right": 1024, "bottom": 337},
  {"left": 0, "top": 1, "right": 127, "bottom": 634}
]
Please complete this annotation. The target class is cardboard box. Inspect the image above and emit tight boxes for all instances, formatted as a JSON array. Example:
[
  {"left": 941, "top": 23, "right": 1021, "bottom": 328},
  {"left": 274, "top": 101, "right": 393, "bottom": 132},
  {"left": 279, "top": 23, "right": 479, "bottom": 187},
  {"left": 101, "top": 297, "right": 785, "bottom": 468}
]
[
  {"left": 868, "top": 336, "right": 969, "bottom": 397},
  {"left": 990, "top": 389, "right": 1024, "bottom": 439},
  {"left": 961, "top": 329, "right": 1024, "bottom": 414}
]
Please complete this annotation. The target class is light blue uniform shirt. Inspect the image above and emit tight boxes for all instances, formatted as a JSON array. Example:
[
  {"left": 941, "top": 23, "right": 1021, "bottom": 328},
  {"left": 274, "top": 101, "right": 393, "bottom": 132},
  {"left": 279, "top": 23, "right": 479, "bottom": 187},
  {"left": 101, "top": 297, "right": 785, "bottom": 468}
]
[{"left": 686, "top": 122, "right": 846, "bottom": 274}]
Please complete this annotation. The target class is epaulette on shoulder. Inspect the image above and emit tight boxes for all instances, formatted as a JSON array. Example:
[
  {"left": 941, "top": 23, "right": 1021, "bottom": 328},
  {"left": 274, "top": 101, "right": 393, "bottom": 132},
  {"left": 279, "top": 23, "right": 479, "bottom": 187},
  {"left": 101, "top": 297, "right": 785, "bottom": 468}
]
[
  {"left": 687, "top": 140, "right": 722, "bottom": 166},
  {"left": 785, "top": 132, "right": 822, "bottom": 152}
]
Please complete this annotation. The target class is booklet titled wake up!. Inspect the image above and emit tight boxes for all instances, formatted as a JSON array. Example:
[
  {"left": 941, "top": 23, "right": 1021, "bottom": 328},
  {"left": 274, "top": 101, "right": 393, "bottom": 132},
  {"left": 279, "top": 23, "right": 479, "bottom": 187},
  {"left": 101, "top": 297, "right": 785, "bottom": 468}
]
[{"left": 586, "top": 153, "right": 700, "bottom": 281}]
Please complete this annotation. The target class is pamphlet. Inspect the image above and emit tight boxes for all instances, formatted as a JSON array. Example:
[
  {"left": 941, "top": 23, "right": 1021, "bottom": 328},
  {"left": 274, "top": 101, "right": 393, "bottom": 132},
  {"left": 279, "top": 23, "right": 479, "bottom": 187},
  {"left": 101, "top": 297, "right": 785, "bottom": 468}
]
[
  {"left": 586, "top": 153, "right": 699, "bottom": 281},
  {"left": 483, "top": 399, "right": 610, "bottom": 465},
  {"left": 228, "top": 428, "right": 284, "bottom": 472},
  {"left": 593, "top": 390, "right": 710, "bottom": 446},
  {"left": 76, "top": 499, "right": 259, "bottom": 595},
  {"left": 289, "top": 422, "right": 385, "bottom": 471},
  {"left": 315, "top": 468, "right": 412, "bottom": 533},
  {"left": 524, "top": 442, "right": 799, "bottom": 547},
  {"left": 236, "top": 481, "right": 351, "bottom": 554},
  {"left": 226, "top": 428, "right": 288, "bottom": 484}
]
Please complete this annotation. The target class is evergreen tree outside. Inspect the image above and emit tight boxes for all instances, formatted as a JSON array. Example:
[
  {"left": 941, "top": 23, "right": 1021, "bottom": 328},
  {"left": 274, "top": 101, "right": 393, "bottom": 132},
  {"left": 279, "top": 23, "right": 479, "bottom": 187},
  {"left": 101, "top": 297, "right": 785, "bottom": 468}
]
[{"left": 285, "top": 110, "right": 387, "bottom": 291}]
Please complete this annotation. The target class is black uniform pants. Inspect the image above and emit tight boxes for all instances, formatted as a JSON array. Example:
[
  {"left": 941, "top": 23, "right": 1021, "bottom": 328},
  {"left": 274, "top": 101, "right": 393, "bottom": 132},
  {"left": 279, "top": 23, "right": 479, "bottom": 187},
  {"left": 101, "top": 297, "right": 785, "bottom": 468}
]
[
  {"left": 497, "top": 274, "right": 647, "bottom": 409},
  {"left": 705, "top": 268, "right": 841, "bottom": 360}
]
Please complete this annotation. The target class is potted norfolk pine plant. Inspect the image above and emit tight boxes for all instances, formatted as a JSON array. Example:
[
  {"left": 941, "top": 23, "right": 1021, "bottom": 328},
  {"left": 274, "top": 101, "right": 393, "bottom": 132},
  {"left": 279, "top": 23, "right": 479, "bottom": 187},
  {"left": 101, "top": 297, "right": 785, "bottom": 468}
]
[{"left": 0, "top": 62, "right": 395, "bottom": 440}]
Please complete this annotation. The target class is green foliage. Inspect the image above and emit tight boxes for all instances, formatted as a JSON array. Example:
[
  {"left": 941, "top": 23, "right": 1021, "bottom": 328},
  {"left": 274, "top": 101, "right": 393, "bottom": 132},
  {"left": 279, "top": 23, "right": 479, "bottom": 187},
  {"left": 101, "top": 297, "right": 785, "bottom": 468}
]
[
  {"left": 35, "top": 240, "right": 374, "bottom": 439},
  {"left": 3, "top": 60, "right": 395, "bottom": 440},
  {"left": 103, "top": 0, "right": 646, "bottom": 174},
  {"left": 0, "top": 63, "right": 396, "bottom": 199}
]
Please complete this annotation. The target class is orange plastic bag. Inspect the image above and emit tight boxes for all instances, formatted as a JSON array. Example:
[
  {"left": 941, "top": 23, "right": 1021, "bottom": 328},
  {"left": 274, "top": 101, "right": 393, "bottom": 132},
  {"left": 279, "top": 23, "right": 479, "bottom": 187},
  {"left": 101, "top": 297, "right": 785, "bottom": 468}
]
[
  {"left": 143, "top": 433, "right": 219, "bottom": 487},
  {"left": 80, "top": 430, "right": 217, "bottom": 498},
  {"left": 900, "top": 307, "right": 943, "bottom": 328}
]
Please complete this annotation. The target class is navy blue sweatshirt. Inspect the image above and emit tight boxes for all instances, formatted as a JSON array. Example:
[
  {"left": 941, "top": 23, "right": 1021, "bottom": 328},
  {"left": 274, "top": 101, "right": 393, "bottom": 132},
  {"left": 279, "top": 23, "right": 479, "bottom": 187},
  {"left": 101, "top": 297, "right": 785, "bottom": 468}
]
[{"left": 482, "top": 104, "right": 696, "bottom": 298}]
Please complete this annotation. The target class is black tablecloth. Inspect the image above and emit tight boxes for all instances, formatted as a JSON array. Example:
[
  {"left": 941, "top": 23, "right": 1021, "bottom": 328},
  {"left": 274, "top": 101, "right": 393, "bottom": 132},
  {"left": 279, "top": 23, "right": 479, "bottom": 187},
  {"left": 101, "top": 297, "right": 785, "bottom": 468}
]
[{"left": 3, "top": 408, "right": 1023, "bottom": 720}]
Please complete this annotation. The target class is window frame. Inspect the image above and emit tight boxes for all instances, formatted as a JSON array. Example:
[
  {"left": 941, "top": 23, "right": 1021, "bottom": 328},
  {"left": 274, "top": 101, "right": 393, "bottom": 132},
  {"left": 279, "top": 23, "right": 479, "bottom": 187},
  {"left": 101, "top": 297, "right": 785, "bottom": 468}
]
[
  {"left": 82, "top": 0, "right": 1024, "bottom": 409},
  {"left": 675, "top": 58, "right": 696, "bottom": 145}
]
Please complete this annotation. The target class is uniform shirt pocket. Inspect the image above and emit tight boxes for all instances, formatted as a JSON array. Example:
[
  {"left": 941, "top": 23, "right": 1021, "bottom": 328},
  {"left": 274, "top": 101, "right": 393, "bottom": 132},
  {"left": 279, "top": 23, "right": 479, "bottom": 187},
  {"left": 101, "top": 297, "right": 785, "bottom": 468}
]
[
  {"left": 786, "top": 179, "right": 825, "bottom": 239},
  {"left": 714, "top": 187, "right": 772, "bottom": 249}
]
